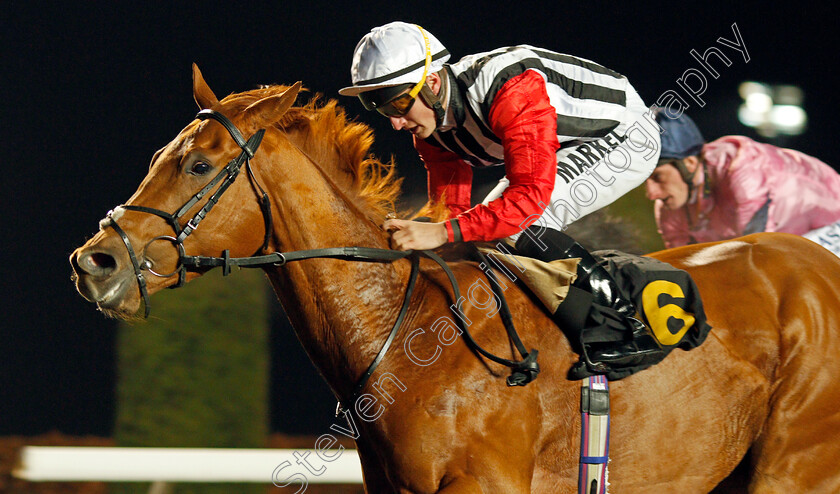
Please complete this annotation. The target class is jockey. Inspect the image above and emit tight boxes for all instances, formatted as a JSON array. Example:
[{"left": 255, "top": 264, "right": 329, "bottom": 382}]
[
  {"left": 339, "top": 21, "right": 664, "bottom": 376},
  {"left": 646, "top": 110, "right": 840, "bottom": 253}
]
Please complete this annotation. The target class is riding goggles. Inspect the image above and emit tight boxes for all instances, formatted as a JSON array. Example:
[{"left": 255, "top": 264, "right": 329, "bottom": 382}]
[
  {"left": 358, "top": 24, "right": 432, "bottom": 118},
  {"left": 376, "top": 90, "right": 421, "bottom": 118}
]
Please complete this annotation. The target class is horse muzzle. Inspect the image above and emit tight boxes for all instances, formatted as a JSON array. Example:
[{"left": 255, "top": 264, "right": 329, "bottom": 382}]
[{"left": 70, "top": 243, "right": 141, "bottom": 316}]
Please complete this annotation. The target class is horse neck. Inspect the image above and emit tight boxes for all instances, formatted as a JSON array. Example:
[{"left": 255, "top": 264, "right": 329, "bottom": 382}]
[{"left": 260, "top": 130, "right": 410, "bottom": 398}]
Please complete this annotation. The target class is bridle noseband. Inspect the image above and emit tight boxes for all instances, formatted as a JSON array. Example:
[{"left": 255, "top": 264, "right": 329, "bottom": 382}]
[
  {"left": 99, "top": 108, "right": 540, "bottom": 412},
  {"left": 100, "top": 109, "right": 271, "bottom": 317}
]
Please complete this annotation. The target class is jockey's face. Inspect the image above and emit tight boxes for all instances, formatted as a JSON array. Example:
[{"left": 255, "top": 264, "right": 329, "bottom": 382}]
[
  {"left": 387, "top": 73, "right": 440, "bottom": 139},
  {"left": 645, "top": 161, "right": 691, "bottom": 210}
]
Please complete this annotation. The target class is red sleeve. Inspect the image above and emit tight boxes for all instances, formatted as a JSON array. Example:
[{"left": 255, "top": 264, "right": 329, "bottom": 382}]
[
  {"left": 414, "top": 136, "right": 473, "bottom": 216},
  {"left": 455, "top": 70, "right": 560, "bottom": 242}
]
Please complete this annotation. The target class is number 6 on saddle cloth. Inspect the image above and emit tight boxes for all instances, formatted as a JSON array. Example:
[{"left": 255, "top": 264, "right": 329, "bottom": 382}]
[{"left": 508, "top": 228, "right": 712, "bottom": 381}]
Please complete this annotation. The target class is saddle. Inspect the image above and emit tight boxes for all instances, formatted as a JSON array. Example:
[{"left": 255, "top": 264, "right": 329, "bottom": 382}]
[{"left": 477, "top": 245, "right": 712, "bottom": 380}]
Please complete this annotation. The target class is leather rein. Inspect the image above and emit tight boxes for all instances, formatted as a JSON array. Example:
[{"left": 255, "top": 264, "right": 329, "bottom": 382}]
[{"left": 100, "top": 109, "right": 540, "bottom": 414}]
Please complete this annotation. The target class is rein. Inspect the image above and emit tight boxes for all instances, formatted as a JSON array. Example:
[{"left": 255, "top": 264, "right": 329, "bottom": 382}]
[{"left": 101, "top": 109, "right": 541, "bottom": 413}]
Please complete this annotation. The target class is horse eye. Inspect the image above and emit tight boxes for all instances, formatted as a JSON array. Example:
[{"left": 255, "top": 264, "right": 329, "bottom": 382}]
[{"left": 189, "top": 161, "right": 211, "bottom": 175}]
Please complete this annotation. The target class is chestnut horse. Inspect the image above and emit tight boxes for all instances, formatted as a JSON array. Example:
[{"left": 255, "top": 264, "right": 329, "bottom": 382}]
[{"left": 70, "top": 66, "right": 840, "bottom": 493}]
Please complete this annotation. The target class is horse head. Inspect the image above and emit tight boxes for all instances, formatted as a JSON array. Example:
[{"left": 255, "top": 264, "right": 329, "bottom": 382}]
[{"left": 70, "top": 64, "right": 302, "bottom": 318}]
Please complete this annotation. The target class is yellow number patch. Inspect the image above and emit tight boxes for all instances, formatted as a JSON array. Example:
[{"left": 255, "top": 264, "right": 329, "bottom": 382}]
[{"left": 641, "top": 280, "right": 696, "bottom": 346}]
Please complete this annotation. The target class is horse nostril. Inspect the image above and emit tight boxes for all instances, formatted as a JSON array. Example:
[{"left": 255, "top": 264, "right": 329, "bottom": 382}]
[
  {"left": 90, "top": 253, "right": 117, "bottom": 270},
  {"left": 75, "top": 251, "right": 118, "bottom": 276}
]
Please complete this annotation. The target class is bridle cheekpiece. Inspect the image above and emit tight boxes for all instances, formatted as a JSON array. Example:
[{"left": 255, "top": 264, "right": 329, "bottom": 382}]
[{"left": 100, "top": 109, "right": 270, "bottom": 317}]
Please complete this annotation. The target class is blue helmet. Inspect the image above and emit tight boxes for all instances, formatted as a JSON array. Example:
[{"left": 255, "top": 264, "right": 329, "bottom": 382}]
[{"left": 655, "top": 109, "right": 705, "bottom": 161}]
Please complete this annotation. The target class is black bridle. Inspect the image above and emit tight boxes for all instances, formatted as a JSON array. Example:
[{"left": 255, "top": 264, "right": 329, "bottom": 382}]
[
  {"left": 100, "top": 109, "right": 540, "bottom": 415},
  {"left": 100, "top": 109, "right": 270, "bottom": 317}
]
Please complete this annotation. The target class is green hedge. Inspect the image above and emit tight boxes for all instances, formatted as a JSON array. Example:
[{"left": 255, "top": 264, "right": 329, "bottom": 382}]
[
  {"left": 604, "top": 184, "right": 666, "bottom": 254},
  {"left": 113, "top": 268, "right": 270, "bottom": 494}
]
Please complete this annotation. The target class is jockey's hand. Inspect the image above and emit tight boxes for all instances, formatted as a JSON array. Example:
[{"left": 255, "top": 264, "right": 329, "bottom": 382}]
[{"left": 383, "top": 219, "right": 448, "bottom": 251}]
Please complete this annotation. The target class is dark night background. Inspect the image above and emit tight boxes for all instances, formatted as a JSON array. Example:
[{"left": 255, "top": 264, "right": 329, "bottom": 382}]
[{"left": 2, "top": 2, "right": 837, "bottom": 438}]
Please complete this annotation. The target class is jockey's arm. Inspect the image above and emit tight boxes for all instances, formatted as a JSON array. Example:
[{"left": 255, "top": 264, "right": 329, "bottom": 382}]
[
  {"left": 429, "top": 71, "right": 560, "bottom": 243},
  {"left": 383, "top": 138, "right": 473, "bottom": 250}
]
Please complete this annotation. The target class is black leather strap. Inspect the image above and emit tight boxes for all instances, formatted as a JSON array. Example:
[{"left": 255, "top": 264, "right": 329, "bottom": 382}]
[
  {"left": 197, "top": 109, "right": 248, "bottom": 149},
  {"left": 182, "top": 243, "right": 541, "bottom": 403},
  {"left": 102, "top": 214, "right": 151, "bottom": 318},
  {"left": 423, "top": 248, "right": 539, "bottom": 384},
  {"left": 121, "top": 205, "right": 181, "bottom": 233},
  {"left": 172, "top": 130, "right": 266, "bottom": 243},
  {"left": 449, "top": 218, "right": 463, "bottom": 243},
  {"left": 180, "top": 246, "right": 413, "bottom": 270},
  {"left": 104, "top": 109, "right": 269, "bottom": 319},
  {"left": 337, "top": 252, "right": 421, "bottom": 415}
]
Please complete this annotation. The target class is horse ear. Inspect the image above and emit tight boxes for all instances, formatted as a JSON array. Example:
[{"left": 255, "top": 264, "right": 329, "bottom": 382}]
[
  {"left": 243, "top": 82, "right": 303, "bottom": 128},
  {"left": 192, "top": 63, "right": 219, "bottom": 110}
]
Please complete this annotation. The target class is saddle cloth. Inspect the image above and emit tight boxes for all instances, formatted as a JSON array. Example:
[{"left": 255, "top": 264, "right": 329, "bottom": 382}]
[{"left": 480, "top": 246, "right": 712, "bottom": 379}]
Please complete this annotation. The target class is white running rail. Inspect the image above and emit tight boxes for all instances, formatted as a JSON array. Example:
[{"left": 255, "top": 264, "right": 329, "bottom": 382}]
[{"left": 13, "top": 446, "right": 364, "bottom": 484}]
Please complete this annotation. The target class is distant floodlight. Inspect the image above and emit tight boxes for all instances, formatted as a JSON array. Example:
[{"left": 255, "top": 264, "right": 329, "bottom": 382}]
[
  {"left": 773, "top": 85, "right": 804, "bottom": 106},
  {"left": 737, "top": 81, "right": 807, "bottom": 136},
  {"left": 745, "top": 92, "right": 773, "bottom": 113},
  {"left": 738, "top": 81, "right": 770, "bottom": 100},
  {"left": 770, "top": 105, "right": 807, "bottom": 132},
  {"left": 738, "top": 104, "right": 765, "bottom": 127}
]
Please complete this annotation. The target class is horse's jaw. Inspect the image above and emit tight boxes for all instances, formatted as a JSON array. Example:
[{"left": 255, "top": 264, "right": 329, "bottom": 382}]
[{"left": 71, "top": 268, "right": 143, "bottom": 320}]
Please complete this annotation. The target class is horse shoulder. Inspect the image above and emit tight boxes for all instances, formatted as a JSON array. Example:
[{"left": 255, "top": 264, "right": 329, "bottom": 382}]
[{"left": 369, "top": 258, "right": 578, "bottom": 490}]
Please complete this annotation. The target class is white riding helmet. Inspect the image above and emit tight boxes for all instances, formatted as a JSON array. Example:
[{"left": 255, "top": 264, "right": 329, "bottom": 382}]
[{"left": 338, "top": 21, "right": 450, "bottom": 101}]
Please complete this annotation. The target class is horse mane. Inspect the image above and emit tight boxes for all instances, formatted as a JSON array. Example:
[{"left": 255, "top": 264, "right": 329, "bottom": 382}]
[{"left": 218, "top": 85, "right": 403, "bottom": 222}]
